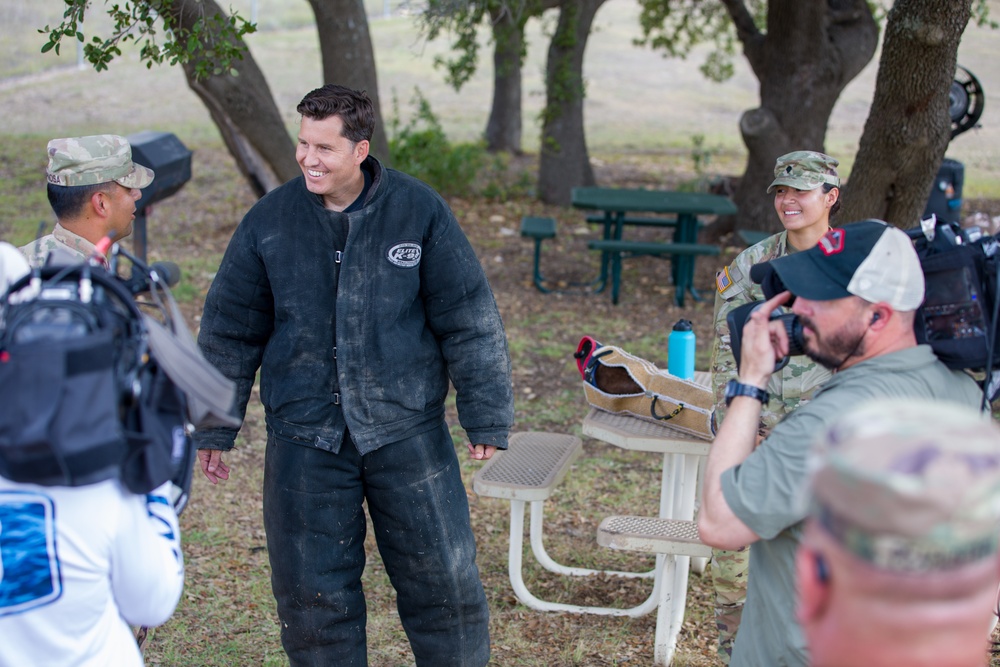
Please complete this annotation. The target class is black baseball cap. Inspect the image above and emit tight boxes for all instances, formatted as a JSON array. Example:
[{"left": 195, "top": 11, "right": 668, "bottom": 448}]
[{"left": 749, "top": 220, "right": 925, "bottom": 311}]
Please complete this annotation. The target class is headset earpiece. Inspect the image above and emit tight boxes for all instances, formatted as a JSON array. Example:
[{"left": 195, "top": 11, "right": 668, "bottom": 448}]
[{"left": 814, "top": 552, "right": 830, "bottom": 584}]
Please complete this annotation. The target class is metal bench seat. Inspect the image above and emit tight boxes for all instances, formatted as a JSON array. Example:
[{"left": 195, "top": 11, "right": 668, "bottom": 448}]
[
  {"left": 474, "top": 431, "right": 666, "bottom": 617},
  {"left": 474, "top": 430, "right": 579, "bottom": 502},
  {"left": 598, "top": 515, "right": 712, "bottom": 558}
]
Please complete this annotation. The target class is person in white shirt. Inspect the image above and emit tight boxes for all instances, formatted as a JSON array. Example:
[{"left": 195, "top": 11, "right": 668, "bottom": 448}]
[
  {"left": 0, "top": 479, "right": 183, "bottom": 666},
  {"left": 0, "top": 240, "right": 184, "bottom": 666}
]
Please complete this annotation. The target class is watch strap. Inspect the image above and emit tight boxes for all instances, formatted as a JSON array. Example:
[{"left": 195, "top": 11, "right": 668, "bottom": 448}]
[{"left": 725, "top": 379, "right": 769, "bottom": 406}]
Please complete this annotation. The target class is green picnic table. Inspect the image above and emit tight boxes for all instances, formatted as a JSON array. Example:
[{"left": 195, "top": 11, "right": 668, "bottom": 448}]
[{"left": 571, "top": 187, "right": 736, "bottom": 306}]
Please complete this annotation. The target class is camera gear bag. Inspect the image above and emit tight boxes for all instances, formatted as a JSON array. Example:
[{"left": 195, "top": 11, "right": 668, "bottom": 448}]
[
  {"left": 574, "top": 337, "right": 715, "bottom": 440},
  {"left": 907, "top": 219, "right": 1000, "bottom": 374},
  {"left": 0, "top": 252, "right": 238, "bottom": 512}
]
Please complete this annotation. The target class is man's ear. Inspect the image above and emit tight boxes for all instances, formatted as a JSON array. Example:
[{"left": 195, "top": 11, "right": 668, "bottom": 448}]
[
  {"left": 796, "top": 546, "right": 831, "bottom": 624},
  {"left": 354, "top": 139, "right": 370, "bottom": 164},
  {"left": 90, "top": 190, "right": 110, "bottom": 218},
  {"left": 869, "top": 304, "right": 891, "bottom": 330}
]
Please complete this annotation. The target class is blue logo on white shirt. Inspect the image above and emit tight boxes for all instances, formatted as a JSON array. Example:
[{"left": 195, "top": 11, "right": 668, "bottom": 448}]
[{"left": 0, "top": 492, "right": 62, "bottom": 616}]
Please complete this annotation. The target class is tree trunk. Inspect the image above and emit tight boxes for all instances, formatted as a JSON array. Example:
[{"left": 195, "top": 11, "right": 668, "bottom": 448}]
[
  {"left": 839, "top": 0, "right": 972, "bottom": 228},
  {"left": 537, "top": 0, "right": 607, "bottom": 206},
  {"left": 167, "top": 0, "right": 299, "bottom": 197},
  {"left": 485, "top": 7, "right": 524, "bottom": 154},
  {"left": 713, "top": 0, "right": 878, "bottom": 237},
  {"left": 307, "top": 0, "right": 392, "bottom": 164}
]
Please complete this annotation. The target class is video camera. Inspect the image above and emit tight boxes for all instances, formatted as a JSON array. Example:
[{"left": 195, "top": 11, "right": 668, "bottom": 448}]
[
  {"left": 727, "top": 217, "right": 1000, "bottom": 399},
  {"left": 0, "top": 243, "right": 238, "bottom": 513},
  {"left": 727, "top": 303, "right": 806, "bottom": 373}
]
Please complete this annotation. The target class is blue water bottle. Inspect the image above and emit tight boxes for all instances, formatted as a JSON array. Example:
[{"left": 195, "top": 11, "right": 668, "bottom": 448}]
[{"left": 668, "top": 319, "right": 696, "bottom": 380}]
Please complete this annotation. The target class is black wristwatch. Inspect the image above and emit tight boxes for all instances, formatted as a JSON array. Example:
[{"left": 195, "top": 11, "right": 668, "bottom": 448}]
[{"left": 724, "top": 379, "right": 770, "bottom": 407}]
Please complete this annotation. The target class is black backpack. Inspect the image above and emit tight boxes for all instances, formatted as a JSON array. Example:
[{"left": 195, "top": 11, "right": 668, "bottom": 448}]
[{"left": 0, "top": 256, "right": 238, "bottom": 511}]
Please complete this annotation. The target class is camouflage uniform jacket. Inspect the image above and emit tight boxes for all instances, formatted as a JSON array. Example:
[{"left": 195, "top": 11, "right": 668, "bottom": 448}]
[
  {"left": 710, "top": 231, "right": 831, "bottom": 433},
  {"left": 18, "top": 223, "right": 108, "bottom": 268}
]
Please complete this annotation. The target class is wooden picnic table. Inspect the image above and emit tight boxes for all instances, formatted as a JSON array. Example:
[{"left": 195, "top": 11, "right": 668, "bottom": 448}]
[{"left": 571, "top": 187, "right": 737, "bottom": 306}]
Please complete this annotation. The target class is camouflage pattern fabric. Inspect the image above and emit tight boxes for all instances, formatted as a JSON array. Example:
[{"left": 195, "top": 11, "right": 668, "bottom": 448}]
[
  {"left": 767, "top": 151, "right": 840, "bottom": 194},
  {"left": 707, "top": 231, "right": 832, "bottom": 663},
  {"left": 809, "top": 399, "right": 1000, "bottom": 573},
  {"left": 710, "top": 545, "right": 748, "bottom": 664},
  {"left": 19, "top": 223, "right": 106, "bottom": 268},
  {"left": 46, "top": 134, "right": 154, "bottom": 189}
]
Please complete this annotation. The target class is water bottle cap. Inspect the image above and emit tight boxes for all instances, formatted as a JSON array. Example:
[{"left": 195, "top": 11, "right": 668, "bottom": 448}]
[{"left": 672, "top": 319, "right": 693, "bottom": 332}]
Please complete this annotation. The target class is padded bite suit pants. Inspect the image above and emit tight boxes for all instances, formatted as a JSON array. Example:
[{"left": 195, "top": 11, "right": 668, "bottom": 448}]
[{"left": 262, "top": 422, "right": 490, "bottom": 666}]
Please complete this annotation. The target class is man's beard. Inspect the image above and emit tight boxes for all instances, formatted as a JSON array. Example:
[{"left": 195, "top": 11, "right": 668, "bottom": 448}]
[{"left": 801, "top": 317, "right": 867, "bottom": 370}]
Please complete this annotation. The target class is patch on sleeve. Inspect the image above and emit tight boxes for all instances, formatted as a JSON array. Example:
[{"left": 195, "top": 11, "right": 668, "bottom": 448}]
[{"left": 716, "top": 267, "right": 734, "bottom": 294}]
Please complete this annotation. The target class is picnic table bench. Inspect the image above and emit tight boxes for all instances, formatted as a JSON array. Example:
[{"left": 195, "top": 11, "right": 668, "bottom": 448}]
[
  {"left": 572, "top": 187, "right": 737, "bottom": 306},
  {"left": 586, "top": 239, "right": 721, "bottom": 305}
]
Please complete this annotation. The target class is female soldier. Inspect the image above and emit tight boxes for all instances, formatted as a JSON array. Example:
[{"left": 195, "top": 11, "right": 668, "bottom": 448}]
[{"left": 707, "top": 150, "right": 841, "bottom": 664}]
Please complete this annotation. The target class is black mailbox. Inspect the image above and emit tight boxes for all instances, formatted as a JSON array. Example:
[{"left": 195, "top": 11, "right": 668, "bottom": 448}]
[{"left": 126, "top": 131, "right": 193, "bottom": 262}]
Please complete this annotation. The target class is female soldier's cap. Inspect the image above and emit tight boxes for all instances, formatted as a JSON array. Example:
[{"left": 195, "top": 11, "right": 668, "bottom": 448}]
[{"left": 767, "top": 151, "right": 840, "bottom": 193}]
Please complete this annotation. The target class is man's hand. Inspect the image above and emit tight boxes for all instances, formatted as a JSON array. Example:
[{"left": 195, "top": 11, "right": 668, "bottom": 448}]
[
  {"left": 738, "top": 290, "right": 794, "bottom": 388},
  {"left": 467, "top": 443, "right": 497, "bottom": 461},
  {"left": 197, "top": 449, "right": 231, "bottom": 484}
]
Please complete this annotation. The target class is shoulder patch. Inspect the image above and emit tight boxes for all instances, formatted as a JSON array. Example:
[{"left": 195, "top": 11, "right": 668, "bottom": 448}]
[
  {"left": 386, "top": 242, "right": 421, "bottom": 268},
  {"left": 716, "top": 267, "right": 735, "bottom": 294}
]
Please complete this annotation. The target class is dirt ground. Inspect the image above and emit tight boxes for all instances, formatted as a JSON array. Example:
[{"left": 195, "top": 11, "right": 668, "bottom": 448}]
[{"left": 133, "top": 146, "right": 1000, "bottom": 666}]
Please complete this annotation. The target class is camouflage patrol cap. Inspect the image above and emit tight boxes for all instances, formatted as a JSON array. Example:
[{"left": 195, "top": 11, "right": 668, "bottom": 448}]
[
  {"left": 807, "top": 399, "right": 1000, "bottom": 573},
  {"left": 767, "top": 150, "right": 840, "bottom": 194},
  {"left": 46, "top": 135, "right": 154, "bottom": 189}
]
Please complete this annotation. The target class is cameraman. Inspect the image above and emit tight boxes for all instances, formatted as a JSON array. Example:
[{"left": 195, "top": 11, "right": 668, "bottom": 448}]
[
  {"left": 0, "top": 476, "right": 184, "bottom": 666},
  {"left": 1, "top": 142, "right": 185, "bottom": 663},
  {"left": 697, "top": 220, "right": 983, "bottom": 667}
]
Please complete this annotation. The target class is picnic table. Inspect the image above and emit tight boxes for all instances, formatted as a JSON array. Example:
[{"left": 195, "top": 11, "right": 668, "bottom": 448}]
[
  {"left": 473, "top": 372, "right": 715, "bottom": 666},
  {"left": 571, "top": 187, "right": 736, "bottom": 306}
]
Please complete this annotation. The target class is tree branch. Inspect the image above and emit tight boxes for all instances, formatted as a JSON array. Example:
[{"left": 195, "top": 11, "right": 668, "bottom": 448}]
[{"left": 719, "top": 0, "right": 765, "bottom": 72}]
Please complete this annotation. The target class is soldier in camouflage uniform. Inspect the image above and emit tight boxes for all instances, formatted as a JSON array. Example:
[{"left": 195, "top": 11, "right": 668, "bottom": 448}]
[
  {"left": 798, "top": 398, "right": 1000, "bottom": 667},
  {"left": 707, "top": 151, "right": 840, "bottom": 664},
  {"left": 0, "top": 242, "right": 29, "bottom": 295},
  {"left": 20, "top": 134, "right": 154, "bottom": 268}
]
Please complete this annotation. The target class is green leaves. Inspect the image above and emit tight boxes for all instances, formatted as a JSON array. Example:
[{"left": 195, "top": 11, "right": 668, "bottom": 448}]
[
  {"left": 37, "top": 0, "right": 256, "bottom": 81},
  {"left": 388, "top": 88, "right": 491, "bottom": 197}
]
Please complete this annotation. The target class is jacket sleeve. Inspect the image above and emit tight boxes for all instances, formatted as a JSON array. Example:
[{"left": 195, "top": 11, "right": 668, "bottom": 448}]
[
  {"left": 194, "top": 218, "right": 274, "bottom": 450},
  {"left": 710, "top": 254, "right": 755, "bottom": 428},
  {"left": 110, "top": 483, "right": 184, "bottom": 627},
  {"left": 419, "top": 207, "right": 514, "bottom": 449}
]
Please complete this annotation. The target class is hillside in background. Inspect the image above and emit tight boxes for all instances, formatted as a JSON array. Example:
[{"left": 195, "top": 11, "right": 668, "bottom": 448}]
[{"left": 0, "top": 0, "right": 998, "bottom": 195}]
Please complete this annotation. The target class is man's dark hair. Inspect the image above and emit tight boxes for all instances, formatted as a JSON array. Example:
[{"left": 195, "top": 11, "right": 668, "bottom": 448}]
[
  {"left": 297, "top": 84, "right": 375, "bottom": 144},
  {"left": 47, "top": 182, "right": 114, "bottom": 220}
]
